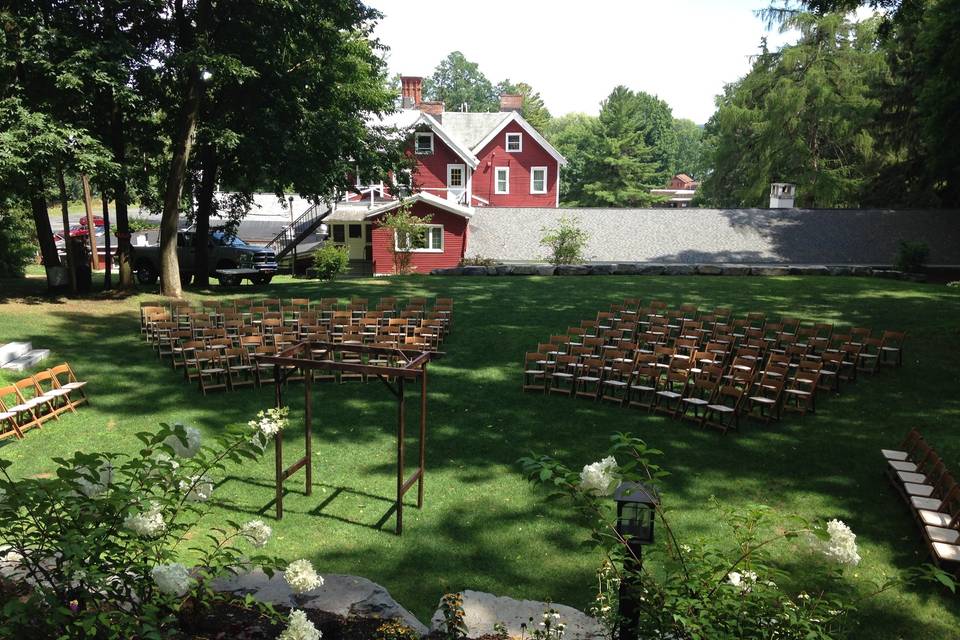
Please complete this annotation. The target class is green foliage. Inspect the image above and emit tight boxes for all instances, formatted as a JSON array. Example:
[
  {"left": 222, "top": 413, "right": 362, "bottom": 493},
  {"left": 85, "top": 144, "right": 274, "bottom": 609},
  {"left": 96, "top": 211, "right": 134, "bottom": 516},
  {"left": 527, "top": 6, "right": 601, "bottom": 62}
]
[
  {"left": 380, "top": 205, "right": 432, "bottom": 275},
  {"left": 544, "top": 113, "right": 598, "bottom": 206},
  {"left": 0, "top": 201, "right": 37, "bottom": 277},
  {"left": 497, "top": 80, "right": 552, "bottom": 132},
  {"left": 312, "top": 243, "right": 350, "bottom": 281},
  {"left": 540, "top": 216, "right": 589, "bottom": 265},
  {"left": 519, "top": 433, "right": 956, "bottom": 640},
  {"left": 671, "top": 118, "right": 707, "bottom": 179},
  {"left": 459, "top": 254, "right": 496, "bottom": 267},
  {"left": 438, "top": 592, "right": 468, "bottom": 640},
  {"left": 424, "top": 52, "right": 499, "bottom": 112},
  {"left": 894, "top": 240, "right": 930, "bottom": 272},
  {"left": 0, "top": 420, "right": 286, "bottom": 639}
]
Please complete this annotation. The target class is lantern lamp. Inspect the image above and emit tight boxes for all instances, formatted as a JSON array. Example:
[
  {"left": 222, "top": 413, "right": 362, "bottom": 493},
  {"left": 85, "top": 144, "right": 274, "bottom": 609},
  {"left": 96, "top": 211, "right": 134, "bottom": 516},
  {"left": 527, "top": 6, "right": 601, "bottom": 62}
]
[{"left": 614, "top": 482, "right": 658, "bottom": 547}]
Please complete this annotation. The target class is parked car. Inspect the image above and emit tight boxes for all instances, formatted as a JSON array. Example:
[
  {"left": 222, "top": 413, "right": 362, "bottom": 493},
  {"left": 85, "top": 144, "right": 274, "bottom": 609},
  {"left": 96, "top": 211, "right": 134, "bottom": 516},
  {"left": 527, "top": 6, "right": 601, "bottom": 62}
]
[{"left": 131, "top": 228, "right": 278, "bottom": 286}]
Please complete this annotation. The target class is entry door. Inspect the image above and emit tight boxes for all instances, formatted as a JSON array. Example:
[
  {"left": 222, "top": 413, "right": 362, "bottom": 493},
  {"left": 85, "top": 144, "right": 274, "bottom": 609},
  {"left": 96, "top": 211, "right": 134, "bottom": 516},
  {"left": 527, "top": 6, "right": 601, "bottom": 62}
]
[
  {"left": 345, "top": 223, "right": 366, "bottom": 260},
  {"left": 447, "top": 164, "right": 465, "bottom": 204}
]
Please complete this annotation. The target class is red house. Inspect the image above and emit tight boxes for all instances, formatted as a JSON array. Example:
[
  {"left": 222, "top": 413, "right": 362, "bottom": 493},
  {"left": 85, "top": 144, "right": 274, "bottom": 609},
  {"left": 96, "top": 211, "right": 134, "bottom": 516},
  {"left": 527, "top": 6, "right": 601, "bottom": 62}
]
[{"left": 332, "top": 76, "right": 566, "bottom": 275}]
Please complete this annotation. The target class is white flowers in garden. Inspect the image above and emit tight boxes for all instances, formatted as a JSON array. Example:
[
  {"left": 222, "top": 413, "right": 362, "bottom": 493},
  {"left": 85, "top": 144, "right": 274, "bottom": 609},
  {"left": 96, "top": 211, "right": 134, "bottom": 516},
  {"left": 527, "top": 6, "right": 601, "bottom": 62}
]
[
  {"left": 279, "top": 609, "right": 322, "bottom": 640},
  {"left": 180, "top": 475, "right": 214, "bottom": 502},
  {"left": 151, "top": 562, "right": 193, "bottom": 597},
  {"left": 817, "top": 519, "right": 861, "bottom": 566},
  {"left": 727, "top": 570, "right": 758, "bottom": 593},
  {"left": 580, "top": 456, "right": 619, "bottom": 496},
  {"left": 284, "top": 558, "right": 323, "bottom": 594},
  {"left": 164, "top": 424, "right": 201, "bottom": 458},
  {"left": 124, "top": 501, "right": 165, "bottom": 536},
  {"left": 241, "top": 520, "right": 272, "bottom": 548},
  {"left": 249, "top": 407, "right": 290, "bottom": 439}
]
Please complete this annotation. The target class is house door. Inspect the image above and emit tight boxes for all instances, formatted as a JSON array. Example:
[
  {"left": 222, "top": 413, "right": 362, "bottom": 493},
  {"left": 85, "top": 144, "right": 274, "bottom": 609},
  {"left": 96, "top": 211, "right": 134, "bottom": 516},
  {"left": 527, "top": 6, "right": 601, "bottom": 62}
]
[
  {"left": 447, "top": 164, "right": 465, "bottom": 204},
  {"left": 345, "top": 223, "right": 367, "bottom": 261}
]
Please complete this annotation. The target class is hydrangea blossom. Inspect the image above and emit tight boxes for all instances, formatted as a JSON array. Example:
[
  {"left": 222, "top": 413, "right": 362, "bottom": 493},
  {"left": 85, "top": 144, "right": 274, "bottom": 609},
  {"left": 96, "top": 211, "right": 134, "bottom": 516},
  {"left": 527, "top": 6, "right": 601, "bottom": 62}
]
[
  {"left": 164, "top": 424, "right": 202, "bottom": 458},
  {"left": 124, "top": 501, "right": 165, "bottom": 536},
  {"left": 284, "top": 558, "right": 323, "bottom": 594},
  {"left": 151, "top": 562, "right": 193, "bottom": 596},
  {"left": 817, "top": 519, "right": 861, "bottom": 566},
  {"left": 727, "top": 570, "right": 758, "bottom": 593},
  {"left": 179, "top": 475, "right": 214, "bottom": 502},
  {"left": 76, "top": 461, "right": 114, "bottom": 498},
  {"left": 579, "top": 456, "right": 619, "bottom": 496},
  {"left": 241, "top": 520, "right": 272, "bottom": 548},
  {"left": 279, "top": 609, "right": 322, "bottom": 640},
  {"left": 249, "top": 407, "right": 289, "bottom": 439}
]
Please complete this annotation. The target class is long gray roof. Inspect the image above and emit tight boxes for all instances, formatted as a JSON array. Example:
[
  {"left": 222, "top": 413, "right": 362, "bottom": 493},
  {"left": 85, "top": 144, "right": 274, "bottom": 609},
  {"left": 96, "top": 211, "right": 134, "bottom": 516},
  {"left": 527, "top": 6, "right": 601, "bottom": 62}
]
[
  {"left": 439, "top": 112, "right": 511, "bottom": 149},
  {"left": 466, "top": 208, "right": 960, "bottom": 265}
]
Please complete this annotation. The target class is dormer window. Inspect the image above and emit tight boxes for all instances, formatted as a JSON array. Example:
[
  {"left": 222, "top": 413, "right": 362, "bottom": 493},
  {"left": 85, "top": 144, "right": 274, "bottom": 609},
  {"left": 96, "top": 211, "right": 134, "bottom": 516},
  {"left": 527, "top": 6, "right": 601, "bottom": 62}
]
[
  {"left": 415, "top": 132, "right": 434, "bottom": 155},
  {"left": 505, "top": 132, "right": 522, "bottom": 153}
]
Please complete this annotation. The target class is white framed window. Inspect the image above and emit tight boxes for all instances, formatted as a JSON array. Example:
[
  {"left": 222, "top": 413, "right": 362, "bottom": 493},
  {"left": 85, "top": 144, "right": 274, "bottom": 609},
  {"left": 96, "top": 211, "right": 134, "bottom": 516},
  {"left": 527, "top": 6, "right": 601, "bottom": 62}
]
[
  {"left": 494, "top": 167, "right": 510, "bottom": 194},
  {"left": 505, "top": 132, "right": 522, "bottom": 152},
  {"left": 415, "top": 132, "right": 434, "bottom": 155},
  {"left": 530, "top": 166, "right": 548, "bottom": 194},
  {"left": 395, "top": 224, "right": 444, "bottom": 253}
]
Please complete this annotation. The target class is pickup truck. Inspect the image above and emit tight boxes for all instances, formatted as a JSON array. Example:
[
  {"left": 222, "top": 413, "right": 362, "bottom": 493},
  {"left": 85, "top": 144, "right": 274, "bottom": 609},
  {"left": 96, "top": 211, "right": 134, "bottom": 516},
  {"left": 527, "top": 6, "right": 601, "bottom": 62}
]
[{"left": 132, "top": 228, "right": 279, "bottom": 286}]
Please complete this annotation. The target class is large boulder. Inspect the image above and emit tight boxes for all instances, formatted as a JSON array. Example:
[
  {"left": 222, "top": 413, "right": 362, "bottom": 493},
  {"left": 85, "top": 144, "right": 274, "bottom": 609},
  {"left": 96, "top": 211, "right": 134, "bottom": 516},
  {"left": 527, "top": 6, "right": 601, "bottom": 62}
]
[
  {"left": 429, "top": 590, "right": 605, "bottom": 640},
  {"left": 430, "top": 267, "right": 462, "bottom": 276},
  {"left": 492, "top": 265, "right": 513, "bottom": 276},
  {"left": 828, "top": 266, "right": 853, "bottom": 276},
  {"left": 640, "top": 265, "right": 665, "bottom": 275},
  {"left": 695, "top": 264, "right": 723, "bottom": 275},
  {"left": 460, "top": 266, "right": 489, "bottom": 276},
  {"left": 789, "top": 265, "right": 830, "bottom": 276},
  {"left": 213, "top": 570, "right": 428, "bottom": 636},
  {"left": 588, "top": 264, "right": 616, "bottom": 275},
  {"left": 535, "top": 265, "right": 556, "bottom": 276},
  {"left": 851, "top": 266, "right": 874, "bottom": 276},
  {"left": 555, "top": 265, "right": 591, "bottom": 276},
  {"left": 510, "top": 264, "right": 539, "bottom": 276},
  {"left": 663, "top": 265, "right": 695, "bottom": 275},
  {"left": 614, "top": 263, "right": 642, "bottom": 275},
  {"left": 720, "top": 265, "right": 751, "bottom": 276},
  {"left": 751, "top": 266, "right": 790, "bottom": 276}
]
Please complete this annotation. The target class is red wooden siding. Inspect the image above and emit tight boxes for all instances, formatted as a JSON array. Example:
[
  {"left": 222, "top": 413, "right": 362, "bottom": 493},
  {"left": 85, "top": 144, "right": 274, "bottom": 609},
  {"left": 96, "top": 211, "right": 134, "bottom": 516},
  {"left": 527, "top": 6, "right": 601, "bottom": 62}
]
[
  {"left": 368, "top": 202, "right": 468, "bottom": 275},
  {"left": 409, "top": 136, "right": 466, "bottom": 197},
  {"left": 471, "top": 121, "right": 558, "bottom": 207}
]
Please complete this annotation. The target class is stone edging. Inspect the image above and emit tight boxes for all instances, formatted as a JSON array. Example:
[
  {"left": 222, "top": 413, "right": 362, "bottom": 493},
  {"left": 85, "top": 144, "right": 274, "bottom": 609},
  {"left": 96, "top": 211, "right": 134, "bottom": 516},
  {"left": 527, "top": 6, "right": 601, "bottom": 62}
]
[{"left": 431, "top": 264, "right": 928, "bottom": 281}]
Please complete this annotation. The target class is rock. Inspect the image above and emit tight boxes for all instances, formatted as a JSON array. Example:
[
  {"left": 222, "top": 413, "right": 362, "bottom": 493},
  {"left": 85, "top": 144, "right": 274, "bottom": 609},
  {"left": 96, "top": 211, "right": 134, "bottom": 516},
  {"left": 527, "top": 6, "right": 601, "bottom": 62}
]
[
  {"left": 828, "top": 266, "right": 853, "bottom": 276},
  {"left": 510, "top": 264, "right": 538, "bottom": 276},
  {"left": 535, "top": 265, "right": 556, "bottom": 276},
  {"left": 901, "top": 272, "right": 928, "bottom": 282},
  {"left": 460, "top": 266, "right": 488, "bottom": 276},
  {"left": 492, "top": 265, "right": 513, "bottom": 276},
  {"left": 614, "top": 263, "right": 641, "bottom": 275},
  {"left": 851, "top": 266, "right": 874, "bottom": 276},
  {"left": 873, "top": 269, "right": 905, "bottom": 279},
  {"left": 429, "top": 590, "right": 605, "bottom": 640},
  {"left": 430, "top": 267, "right": 461, "bottom": 276},
  {"left": 695, "top": 264, "right": 723, "bottom": 275},
  {"left": 789, "top": 265, "right": 830, "bottom": 276},
  {"left": 213, "top": 570, "right": 428, "bottom": 636},
  {"left": 663, "top": 265, "right": 695, "bottom": 275},
  {"left": 750, "top": 266, "right": 790, "bottom": 276},
  {"left": 639, "top": 265, "right": 665, "bottom": 275},
  {"left": 555, "top": 265, "right": 590, "bottom": 276},
  {"left": 588, "top": 264, "right": 616, "bottom": 275},
  {"left": 720, "top": 265, "right": 751, "bottom": 276}
]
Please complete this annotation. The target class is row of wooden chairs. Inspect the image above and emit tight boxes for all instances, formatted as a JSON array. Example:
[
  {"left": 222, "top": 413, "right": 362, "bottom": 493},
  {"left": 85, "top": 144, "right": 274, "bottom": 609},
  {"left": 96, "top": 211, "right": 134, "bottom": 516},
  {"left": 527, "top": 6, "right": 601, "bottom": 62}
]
[
  {"left": 0, "top": 363, "right": 89, "bottom": 440},
  {"left": 884, "top": 430, "right": 960, "bottom": 572}
]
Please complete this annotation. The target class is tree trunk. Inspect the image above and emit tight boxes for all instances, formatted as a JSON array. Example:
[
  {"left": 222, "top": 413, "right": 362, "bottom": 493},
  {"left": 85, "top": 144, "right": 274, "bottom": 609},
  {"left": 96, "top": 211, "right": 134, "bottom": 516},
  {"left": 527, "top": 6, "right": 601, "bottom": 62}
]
[
  {"left": 194, "top": 143, "right": 218, "bottom": 286},
  {"left": 29, "top": 180, "right": 61, "bottom": 271},
  {"left": 101, "top": 191, "right": 112, "bottom": 291},
  {"left": 158, "top": 67, "right": 204, "bottom": 298},
  {"left": 81, "top": 175, "right": 99, "bottom": 269},
  {"left": 109, "top": 88, "right": 133, "bottom": 289},
  {"left": 56, "top": 166, "right": 77, "bottom": 293}
]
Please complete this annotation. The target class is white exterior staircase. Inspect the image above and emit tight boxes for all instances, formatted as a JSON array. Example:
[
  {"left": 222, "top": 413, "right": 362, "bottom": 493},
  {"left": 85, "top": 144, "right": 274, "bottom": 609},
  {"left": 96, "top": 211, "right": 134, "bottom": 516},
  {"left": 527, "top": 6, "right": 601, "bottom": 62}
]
[{"left": 0, "top": 342, "right": 51, "bottom": 372}]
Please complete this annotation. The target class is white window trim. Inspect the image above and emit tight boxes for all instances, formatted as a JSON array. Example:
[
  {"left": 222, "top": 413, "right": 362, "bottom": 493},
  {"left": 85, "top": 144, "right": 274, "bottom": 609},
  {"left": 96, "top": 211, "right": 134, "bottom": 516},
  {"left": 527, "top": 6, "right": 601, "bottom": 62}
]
[
  {"left": 394, "top": 224, "right": 444, "bottom": 253},
  {"left": 494, "top": 167, "right": 510, "bottom": 194},
  {"left": 530, "top": 166, "right": 548, "bottom": 194},
  {"left": 505, "top": 132, "right": 522, "bottom": 153},
  {"left": 415, "top": 132, "right": 434, "bottom": 155}
]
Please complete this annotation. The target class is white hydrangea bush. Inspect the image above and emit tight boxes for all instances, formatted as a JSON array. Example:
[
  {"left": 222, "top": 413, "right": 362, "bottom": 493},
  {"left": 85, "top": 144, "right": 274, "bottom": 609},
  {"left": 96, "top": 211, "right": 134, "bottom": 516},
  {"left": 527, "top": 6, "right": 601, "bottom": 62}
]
[
  {"left": 0, "top": 412, "right": 294, "bottom": 639},
  {"left": 285, "top": 558, "right": 324, "bottom": 594}
]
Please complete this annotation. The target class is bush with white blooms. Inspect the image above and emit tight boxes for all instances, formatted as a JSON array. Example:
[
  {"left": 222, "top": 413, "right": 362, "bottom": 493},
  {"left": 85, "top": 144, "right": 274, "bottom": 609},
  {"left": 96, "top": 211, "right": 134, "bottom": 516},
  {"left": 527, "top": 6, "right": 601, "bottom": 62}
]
[
  {"left": 0, "top": 414, "right": 321, "bottom": 639},
  {"left": 520, "top": 432, "right": 955, "bottom": 640}
]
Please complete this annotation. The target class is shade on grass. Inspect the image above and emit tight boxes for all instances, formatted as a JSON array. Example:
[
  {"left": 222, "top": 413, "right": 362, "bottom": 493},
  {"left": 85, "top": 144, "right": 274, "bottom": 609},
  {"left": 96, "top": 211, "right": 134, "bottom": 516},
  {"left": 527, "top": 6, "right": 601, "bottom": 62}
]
[{"left": 1, "top": 273, "right": 959, "bottom": 639}]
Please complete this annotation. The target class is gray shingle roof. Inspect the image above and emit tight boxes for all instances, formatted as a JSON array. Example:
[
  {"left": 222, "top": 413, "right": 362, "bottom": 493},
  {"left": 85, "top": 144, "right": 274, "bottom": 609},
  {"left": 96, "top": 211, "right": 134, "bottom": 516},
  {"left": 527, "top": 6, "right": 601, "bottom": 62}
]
[
  {"left": 439, "top": 112, "right": 511, "bottom": 149},
  {"left": 466, "top": 208, "right": 960, "bottom": 265}
]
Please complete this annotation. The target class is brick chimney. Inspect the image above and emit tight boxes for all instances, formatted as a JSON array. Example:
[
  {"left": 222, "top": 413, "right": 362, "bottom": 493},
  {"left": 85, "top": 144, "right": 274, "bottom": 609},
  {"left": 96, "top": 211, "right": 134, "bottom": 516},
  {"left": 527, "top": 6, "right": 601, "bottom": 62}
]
[
  {"left": 418, "top": 100, "right": 444, "bottom": 122},
  {"left": 400, "top": 76, "right": 423, "bottom": 109},
  {"left": 499, "top": 93, "right": 523, "bottom": 112}
]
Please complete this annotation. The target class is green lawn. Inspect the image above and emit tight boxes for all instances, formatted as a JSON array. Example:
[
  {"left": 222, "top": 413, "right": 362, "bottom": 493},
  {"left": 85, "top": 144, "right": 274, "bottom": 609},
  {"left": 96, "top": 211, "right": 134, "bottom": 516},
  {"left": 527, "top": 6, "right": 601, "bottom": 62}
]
[{"left": 1, "top": 273, "right": 959, "bottom": 638}]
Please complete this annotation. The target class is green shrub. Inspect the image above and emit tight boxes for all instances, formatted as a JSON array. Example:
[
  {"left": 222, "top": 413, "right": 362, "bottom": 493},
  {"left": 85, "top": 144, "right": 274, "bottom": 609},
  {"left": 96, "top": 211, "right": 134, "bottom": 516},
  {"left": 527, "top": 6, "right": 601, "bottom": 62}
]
[
  {"left": 381, "top": 205, "right": 432, "bottom": 275},
  {"left": 312, "top": 243, "right": 350, "bottom": 281},
  {"left": 540, "top": 215, "right": 589, "bottom": 266},
  {"left": 0, "top": 203, "right": 38, "bottom": 277},
  {"left": 460, "top": 254, "right": 496, "bottom": 267},
  {"left": 894, "top": 241, "right": 930, "bottom": 272}
]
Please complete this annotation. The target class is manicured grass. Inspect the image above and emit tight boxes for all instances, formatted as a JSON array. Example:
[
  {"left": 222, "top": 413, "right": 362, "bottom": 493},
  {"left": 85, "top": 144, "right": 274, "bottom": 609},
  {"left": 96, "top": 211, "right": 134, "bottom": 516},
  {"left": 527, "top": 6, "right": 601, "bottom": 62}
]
[{"left": 1, "top": 273, "right": 959, "bottom": 638}]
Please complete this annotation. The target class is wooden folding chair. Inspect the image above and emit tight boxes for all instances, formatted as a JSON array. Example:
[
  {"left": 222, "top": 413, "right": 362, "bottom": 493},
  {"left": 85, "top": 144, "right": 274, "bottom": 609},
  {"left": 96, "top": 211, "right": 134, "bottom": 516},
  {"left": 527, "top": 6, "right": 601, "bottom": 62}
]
[
  {"left": 15, "top": 376, "right": 59, "bottom": 424},
  {"left": 879, "top": 331, "right": 906, "bottom": 368},
  {"left": 701, "top": 384, "right": 744, "bottom": 434},
  {"left": 652, "top": 357, "right": 692, "bottom": 415},
  {"left": 574, "top": 356, "right": 604, "bottom": 400},
  {"left": 225, "top": 348, "right": 257, "bottom": 390},
  {"left": 0, "top": 386, "right": 28, "bottom": 440},
  {"left": 881, "top": 429, "right": 924, "bottom": 463},
  {"left": 523, "top": 352, "right": 548, "bottom": 393},
  {"left": 677, "top": 364, "right": 722, "bottom": 422},
  {"left": 48, "top": 363, "right": 89, "bottom": 409},
  {"left": 746, "top": 371, "right": 785, "bottom": 423},
  {"left": 32, "top": 369, "right": 74, "bottom": 418},
  {"left": 627, "top": 355, "right": 661, "bottom": 410},
  {"left": 547, "top": 355, "right": 578, "bottom": 396},
  {"left": 196, "top": 349, "right": 229, "bottom": 395}
]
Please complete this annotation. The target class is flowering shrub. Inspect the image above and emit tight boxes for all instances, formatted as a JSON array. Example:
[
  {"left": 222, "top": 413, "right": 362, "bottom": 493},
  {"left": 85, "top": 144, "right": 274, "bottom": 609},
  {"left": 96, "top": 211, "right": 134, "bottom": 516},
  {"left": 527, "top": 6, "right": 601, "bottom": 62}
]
[
  {"left": 0, "top": 416, "right": 321, "bottom": 639},
  {"left": 520, "top": 433, "right": 954, "bottom": 640}
]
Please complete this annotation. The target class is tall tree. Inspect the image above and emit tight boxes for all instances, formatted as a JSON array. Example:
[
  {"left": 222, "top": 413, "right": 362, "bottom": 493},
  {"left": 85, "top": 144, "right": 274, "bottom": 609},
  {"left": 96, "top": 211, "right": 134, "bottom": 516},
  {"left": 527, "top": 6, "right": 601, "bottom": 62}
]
[
  {"left": 544, "top": 113, "right": 597, "bottom": 206},
  {"left": 671, "top": 118, "right": 706, "bottom": 179},
  {"left": 423, "top": 51, "right": 498, "bottom": 112}
]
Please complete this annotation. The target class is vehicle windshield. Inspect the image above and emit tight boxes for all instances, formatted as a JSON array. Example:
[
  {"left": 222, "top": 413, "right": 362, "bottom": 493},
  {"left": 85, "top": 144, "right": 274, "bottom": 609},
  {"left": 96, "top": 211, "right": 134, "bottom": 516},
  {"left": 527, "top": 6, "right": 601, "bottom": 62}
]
[{"left": 211, "top": 230, "right": 247, "bottom": 247}]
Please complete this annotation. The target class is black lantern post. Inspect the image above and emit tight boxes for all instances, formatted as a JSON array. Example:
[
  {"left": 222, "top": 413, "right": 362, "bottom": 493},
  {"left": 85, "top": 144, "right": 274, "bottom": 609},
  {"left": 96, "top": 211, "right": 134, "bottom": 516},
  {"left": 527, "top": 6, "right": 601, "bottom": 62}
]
[{"left": 614, "top": 481, "right": 658, "bottom": 640}]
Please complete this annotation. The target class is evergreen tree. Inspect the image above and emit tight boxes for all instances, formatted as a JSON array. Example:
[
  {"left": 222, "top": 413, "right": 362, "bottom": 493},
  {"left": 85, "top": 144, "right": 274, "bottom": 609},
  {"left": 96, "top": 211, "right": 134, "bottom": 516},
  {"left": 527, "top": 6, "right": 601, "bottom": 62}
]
[{"left": 423, "top": 51, "right": 498, "bottom": 112}]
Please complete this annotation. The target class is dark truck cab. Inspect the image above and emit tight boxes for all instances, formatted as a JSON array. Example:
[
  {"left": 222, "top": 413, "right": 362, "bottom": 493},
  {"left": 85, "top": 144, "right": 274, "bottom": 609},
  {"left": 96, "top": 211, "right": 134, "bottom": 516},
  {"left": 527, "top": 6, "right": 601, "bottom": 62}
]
[{"left": 132, "top": 228, "right": 278, "bottom": 286}]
